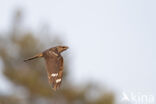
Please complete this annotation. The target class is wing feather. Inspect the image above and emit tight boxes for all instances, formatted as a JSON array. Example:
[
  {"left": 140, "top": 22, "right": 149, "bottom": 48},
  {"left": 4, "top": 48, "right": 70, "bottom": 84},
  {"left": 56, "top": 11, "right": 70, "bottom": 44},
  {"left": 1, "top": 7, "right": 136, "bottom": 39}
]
[{"left": 44, "top": 55, "right": 64, "bottom": 91}]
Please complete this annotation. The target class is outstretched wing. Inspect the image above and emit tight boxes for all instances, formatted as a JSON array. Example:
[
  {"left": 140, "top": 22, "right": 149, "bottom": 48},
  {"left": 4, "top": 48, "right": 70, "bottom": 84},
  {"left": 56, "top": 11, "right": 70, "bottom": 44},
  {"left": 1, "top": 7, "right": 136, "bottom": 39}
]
[{"left": 44, "top": 54, "right": 64, "bottom": 91}]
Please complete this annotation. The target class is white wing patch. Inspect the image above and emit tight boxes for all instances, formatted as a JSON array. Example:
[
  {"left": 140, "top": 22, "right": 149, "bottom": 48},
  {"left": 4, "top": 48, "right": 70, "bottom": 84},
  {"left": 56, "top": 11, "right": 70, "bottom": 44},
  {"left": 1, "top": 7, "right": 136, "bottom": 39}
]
[
  {"left": 51, "top": 73, "right": 58, "bottom": 77},
  {"left": 56, "top": 78, "right": 61, "bottom": 83}
]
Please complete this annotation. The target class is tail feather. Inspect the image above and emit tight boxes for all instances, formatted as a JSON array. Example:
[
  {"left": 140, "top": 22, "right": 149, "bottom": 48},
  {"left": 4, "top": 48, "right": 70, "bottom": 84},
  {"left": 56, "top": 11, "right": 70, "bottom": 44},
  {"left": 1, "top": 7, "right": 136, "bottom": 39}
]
[{"left": 24, "top": 53, "right": 43, "bottom": 62}]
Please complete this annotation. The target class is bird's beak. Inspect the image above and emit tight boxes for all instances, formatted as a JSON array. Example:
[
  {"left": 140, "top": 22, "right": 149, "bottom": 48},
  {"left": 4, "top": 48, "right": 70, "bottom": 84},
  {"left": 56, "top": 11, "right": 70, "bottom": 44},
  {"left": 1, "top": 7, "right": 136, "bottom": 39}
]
[{"left": 24, "top": 53, "right": 43, "bottom": 62}]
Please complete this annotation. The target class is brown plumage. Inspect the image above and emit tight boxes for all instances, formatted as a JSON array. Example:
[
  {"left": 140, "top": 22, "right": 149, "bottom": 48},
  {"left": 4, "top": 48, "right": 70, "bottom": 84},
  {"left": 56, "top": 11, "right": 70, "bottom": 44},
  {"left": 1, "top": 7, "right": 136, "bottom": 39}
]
[{"left": 24, "top": 46, "right": 68, "bottom": 91}]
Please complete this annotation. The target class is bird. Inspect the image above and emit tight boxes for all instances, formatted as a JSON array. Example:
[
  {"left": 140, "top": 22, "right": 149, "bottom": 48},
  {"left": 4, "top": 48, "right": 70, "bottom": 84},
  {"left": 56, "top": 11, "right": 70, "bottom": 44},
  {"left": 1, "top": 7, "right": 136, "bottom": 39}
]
[{"left": 24, "top": 46, "right": 68, "bottom": 91}]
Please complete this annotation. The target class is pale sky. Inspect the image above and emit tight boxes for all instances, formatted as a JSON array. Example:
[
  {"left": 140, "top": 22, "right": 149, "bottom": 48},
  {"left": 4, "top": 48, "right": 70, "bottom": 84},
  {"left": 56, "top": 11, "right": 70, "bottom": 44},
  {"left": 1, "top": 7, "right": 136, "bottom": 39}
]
[{"left": 0, "top": 0, "right": 156, "bottom": 98}]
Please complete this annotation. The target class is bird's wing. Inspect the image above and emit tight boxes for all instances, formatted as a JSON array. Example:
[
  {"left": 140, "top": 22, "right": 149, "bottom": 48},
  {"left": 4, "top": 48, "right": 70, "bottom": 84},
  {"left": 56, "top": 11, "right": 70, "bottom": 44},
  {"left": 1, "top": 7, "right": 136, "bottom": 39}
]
[{"left": 45, "top": 55, "right": 64, "bottom": 91}]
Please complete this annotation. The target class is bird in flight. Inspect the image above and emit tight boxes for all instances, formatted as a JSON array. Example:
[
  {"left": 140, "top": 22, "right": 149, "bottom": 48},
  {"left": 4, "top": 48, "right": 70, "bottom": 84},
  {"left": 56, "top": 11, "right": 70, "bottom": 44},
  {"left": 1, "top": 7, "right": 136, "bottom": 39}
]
[{"left": 24, "top": 46, "right": 68, "bottom": 91}]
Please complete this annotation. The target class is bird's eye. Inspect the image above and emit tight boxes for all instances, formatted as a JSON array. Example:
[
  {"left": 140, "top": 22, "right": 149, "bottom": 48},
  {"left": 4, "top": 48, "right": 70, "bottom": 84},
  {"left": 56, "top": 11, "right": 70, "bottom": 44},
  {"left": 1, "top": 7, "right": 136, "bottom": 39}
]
[
  {"left": 61, "top": 46, "right": 65, "bottom": 49},
  {"left": 63, "top": 46, "right": 68, "bottom": 49}
]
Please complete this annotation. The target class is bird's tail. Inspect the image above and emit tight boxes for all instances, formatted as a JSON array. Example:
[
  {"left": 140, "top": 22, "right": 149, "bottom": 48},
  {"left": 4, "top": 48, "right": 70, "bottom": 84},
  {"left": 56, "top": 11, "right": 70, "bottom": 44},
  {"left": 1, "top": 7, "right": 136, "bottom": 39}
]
[{"left": 24, "top": 53, "right": 43, "bottom": 62}]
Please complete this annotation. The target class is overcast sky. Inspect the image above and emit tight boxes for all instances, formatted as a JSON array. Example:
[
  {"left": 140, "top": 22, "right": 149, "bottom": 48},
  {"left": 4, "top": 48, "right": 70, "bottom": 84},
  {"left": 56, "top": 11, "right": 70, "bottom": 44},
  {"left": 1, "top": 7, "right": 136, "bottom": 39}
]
[{"left": 0, "top": 0, "right": 156, "bottom": 98}]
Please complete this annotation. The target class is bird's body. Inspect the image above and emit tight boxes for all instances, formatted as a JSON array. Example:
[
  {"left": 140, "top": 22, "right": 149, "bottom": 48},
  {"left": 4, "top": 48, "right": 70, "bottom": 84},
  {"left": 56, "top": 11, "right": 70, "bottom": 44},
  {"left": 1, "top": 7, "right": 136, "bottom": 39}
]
[{"left": 24, "top": 46, "right": 68, "bottom": 91}]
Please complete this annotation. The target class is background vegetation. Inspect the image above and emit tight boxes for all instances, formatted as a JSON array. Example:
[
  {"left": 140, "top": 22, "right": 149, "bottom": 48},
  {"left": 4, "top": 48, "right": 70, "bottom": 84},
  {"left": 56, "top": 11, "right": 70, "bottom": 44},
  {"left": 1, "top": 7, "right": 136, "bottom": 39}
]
[{"left": 0, "top": 10, "right": 114, "bottom": 104}]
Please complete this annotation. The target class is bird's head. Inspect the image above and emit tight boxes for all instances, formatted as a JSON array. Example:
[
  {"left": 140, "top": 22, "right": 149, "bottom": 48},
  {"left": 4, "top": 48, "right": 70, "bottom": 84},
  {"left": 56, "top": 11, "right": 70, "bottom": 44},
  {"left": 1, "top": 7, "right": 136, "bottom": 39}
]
[{"left": 56, "top": 46, "right": 69, "bottom": 53}]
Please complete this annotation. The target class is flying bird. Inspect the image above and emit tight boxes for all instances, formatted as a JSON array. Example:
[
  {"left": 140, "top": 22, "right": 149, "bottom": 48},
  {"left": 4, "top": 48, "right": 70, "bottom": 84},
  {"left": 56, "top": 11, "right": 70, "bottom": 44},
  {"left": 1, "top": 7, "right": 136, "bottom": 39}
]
[{"left": 24, "top": 46, "right": 68, "bottom": 91}]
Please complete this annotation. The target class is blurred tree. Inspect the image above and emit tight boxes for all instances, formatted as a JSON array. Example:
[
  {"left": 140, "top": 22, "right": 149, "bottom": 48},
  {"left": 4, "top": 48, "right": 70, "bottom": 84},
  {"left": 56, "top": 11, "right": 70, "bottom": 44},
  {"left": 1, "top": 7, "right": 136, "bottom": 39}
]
[{"left": 0, "top": 10, "right": 115, "bottom": 104}]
